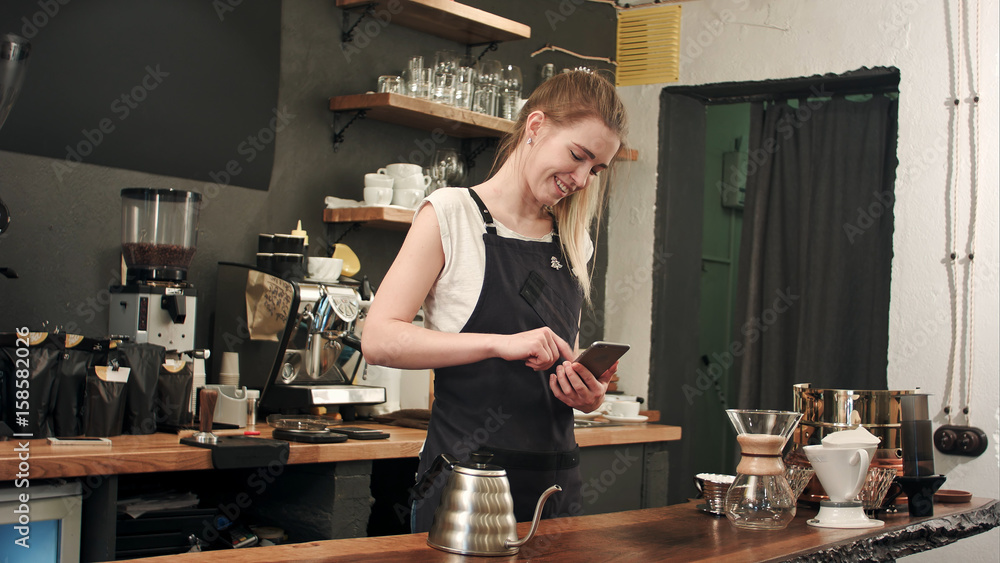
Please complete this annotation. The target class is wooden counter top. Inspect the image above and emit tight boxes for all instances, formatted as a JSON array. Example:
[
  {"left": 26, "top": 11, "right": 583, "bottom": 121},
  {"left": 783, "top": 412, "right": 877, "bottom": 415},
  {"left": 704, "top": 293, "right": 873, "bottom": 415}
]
[
  {"left": 0, "top": 422, "right": 680, "bottom": 480},
  {"left": 117, "top": 497, "right": 999, "bottom": 562}
]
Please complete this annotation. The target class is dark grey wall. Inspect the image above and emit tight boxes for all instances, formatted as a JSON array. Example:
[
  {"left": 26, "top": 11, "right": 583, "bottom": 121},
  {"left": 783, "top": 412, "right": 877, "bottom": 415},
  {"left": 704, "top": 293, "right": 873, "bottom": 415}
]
[{"left": 0, "top": 0, "right": 616, "bottom": 349}]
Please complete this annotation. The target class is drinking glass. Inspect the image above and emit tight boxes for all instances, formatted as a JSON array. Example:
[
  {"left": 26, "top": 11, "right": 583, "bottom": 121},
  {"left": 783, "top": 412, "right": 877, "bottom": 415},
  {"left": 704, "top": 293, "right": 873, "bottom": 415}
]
[
  {"left": 416, "top": 68, "right": 433, "bottom": 99},
  {"left": 500, "top": 64, "right": 522, "bottom": 120},
  {"left": 454, "top": 66, "right": 476, "bottom": 110},
  {"left": 541, "top": 63, "right": 555, "bottom": 82},
  {"left": 404, "top": 55, "right": 424, "bottom": 98},
  {"left": 378, "top": 75, "right": 404, "bottom": 94},
  {"left": 432, "top": 50, "right": 458, "bottom": 105},
  {"left": 474, "top": 59, "right": 503, "bottom": 116}
]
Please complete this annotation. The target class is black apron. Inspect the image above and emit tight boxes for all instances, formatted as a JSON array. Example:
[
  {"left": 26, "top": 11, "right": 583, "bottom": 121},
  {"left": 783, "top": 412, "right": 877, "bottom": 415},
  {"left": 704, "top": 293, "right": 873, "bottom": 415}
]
[{"left": 411, "top": 189, "right": 584, "bottom": 533}]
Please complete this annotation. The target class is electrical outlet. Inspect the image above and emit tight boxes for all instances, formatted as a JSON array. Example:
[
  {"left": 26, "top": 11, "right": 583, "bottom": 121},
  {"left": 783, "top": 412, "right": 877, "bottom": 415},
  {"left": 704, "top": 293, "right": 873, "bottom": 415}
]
[{"left": 934, "top": 425, "right": 988, "bottom": 457}]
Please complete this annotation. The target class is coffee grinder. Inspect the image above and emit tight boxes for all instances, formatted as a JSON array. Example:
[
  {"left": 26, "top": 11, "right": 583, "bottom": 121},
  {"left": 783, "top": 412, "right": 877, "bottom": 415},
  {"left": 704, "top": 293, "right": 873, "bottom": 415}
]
[{"left": 109, "top": 188, "right": 202, "bottom": 352}]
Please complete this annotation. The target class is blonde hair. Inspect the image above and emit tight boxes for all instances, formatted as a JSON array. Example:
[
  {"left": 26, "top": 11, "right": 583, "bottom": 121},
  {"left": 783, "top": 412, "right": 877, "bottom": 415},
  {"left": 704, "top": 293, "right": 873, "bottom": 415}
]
[{"left": 493, "top": 70, "right": 628, "bottom": 303}]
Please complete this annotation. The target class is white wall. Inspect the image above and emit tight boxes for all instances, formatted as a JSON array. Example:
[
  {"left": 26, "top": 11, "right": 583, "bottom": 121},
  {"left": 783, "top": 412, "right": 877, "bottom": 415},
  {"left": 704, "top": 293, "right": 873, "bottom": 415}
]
[{"left": 605, "top": 1, "right": 999, "bottom": 559}]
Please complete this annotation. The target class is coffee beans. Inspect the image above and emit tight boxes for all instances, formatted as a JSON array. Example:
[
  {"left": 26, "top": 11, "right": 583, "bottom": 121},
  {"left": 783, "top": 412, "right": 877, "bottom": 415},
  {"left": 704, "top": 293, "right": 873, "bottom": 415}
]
[{"left": 122, "top": 242, "right": 196, "bottom": 268}]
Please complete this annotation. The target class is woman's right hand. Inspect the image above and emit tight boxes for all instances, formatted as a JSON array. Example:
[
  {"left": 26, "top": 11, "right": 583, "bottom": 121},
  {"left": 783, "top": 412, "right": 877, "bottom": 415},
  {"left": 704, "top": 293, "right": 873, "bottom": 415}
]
[{"left": 498, "top": 327, "right": 575, "bottom": 371}]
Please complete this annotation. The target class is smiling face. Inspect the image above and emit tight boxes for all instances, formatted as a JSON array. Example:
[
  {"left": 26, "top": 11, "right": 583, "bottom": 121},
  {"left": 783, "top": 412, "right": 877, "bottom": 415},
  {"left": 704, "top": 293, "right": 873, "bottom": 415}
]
[{"left": 522, "top": 114, "right": 621, "bottom": 208}]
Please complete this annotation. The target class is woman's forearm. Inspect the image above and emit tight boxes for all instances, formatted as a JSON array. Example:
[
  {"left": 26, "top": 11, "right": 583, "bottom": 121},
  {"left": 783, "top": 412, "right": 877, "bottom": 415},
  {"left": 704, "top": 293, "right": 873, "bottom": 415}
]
[{"left": 361, "top": 318, "right": 501, "bottom": 369}]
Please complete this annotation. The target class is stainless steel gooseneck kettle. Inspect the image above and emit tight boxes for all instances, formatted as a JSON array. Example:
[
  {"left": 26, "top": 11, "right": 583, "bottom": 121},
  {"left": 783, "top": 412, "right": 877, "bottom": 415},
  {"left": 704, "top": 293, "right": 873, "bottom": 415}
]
[{"left": 421, "top": 452, "right": 561, "bottom": 556}]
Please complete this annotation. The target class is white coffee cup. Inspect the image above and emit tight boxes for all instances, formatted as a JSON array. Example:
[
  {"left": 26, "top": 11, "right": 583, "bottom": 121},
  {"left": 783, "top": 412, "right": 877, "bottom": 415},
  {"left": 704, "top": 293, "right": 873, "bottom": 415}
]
[
  {"left": 392, "top": 188, "right": 425, "bottom": 209},
  {"left": 364, "top": 186, "right": 393, "bottom": 206},
  {"left": 393, "top": 173, "right": 431, "bottom": 192},
  {"left": 802, "top": 445, "right": 876, "bottom": 503},
  {"left": 365, "top": 173, "right": 394, "bottom": 188},
  {"left": 609, "top": 400, "right": 640, "bottom": 418},
  {"left": 219, "top": 352, "right": 239, "bottom": 374},
  {"left": 379, "top": 163, "right": 423, "bottom": 178}
]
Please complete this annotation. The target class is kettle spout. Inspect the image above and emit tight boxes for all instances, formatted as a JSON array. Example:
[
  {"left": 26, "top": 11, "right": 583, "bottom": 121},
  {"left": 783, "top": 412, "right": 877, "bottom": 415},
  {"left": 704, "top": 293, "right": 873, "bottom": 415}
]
[{"left": 504, "top": 484, "right": 561, "bottom": 549}]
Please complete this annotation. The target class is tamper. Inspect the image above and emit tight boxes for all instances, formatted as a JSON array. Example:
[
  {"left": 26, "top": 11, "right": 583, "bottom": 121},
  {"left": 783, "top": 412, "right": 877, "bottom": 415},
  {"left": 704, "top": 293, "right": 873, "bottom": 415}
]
[{"left": 189, "top": 388, "right": 219, "bottom": 444}]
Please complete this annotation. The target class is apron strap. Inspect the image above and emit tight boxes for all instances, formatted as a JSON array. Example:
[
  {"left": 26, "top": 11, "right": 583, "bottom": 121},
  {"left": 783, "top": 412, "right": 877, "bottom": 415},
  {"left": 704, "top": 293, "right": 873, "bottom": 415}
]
[
  {"left": 467, "top": 189, "right": 497, "bottom": 234},
  {"left": 476, "top": 445, "right": 581, "bottom": 471}
]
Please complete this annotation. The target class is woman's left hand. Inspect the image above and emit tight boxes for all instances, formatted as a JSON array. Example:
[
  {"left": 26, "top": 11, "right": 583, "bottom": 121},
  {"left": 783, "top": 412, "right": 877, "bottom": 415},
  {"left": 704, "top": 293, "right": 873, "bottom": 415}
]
[{"left": 549, "top": 360, "right": 618, "bottom": 413}]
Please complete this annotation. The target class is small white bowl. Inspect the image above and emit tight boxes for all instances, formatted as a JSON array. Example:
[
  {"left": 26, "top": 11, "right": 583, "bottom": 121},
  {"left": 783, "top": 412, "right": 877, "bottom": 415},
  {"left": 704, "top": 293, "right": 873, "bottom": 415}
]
[{"left": 307, "top": 257, "right": 343, "bottom": 282}]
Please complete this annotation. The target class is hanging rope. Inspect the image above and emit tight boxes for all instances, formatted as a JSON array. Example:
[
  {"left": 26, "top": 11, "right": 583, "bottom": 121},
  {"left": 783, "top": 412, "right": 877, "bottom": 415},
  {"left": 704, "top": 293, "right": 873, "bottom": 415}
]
[
  {"left": 943, "top": 0, "right": 981, "bottom": 425},
  {"left": 961, "top": 0, "right": 982, "bottom": 423}
]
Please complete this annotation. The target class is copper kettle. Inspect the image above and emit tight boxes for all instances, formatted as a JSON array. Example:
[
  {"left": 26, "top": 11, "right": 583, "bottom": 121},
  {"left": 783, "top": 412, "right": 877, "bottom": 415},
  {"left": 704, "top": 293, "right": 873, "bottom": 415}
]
[{"left": 423, "top": 452, "right": 561, "bottom": 556}]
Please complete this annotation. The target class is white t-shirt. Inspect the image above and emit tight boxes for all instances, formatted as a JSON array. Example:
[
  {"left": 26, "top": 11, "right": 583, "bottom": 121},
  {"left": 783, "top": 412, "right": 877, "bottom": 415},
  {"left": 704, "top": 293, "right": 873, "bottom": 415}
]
[{"left": 420, "top": 187, "right": 592, "bottom": 334}]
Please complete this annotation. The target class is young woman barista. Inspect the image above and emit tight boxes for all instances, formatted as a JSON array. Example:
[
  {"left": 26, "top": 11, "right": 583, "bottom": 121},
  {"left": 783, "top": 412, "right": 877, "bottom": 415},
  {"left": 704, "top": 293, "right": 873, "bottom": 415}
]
[{"left": 361, "top": 70, "right": 629, "bottom": 533}]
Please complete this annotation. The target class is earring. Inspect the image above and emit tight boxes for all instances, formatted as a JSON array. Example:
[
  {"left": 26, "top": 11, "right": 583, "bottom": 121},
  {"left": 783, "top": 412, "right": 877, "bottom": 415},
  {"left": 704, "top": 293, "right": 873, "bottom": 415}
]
[{"left": 527, "top": 138, "right": 533, "bottom": 145}]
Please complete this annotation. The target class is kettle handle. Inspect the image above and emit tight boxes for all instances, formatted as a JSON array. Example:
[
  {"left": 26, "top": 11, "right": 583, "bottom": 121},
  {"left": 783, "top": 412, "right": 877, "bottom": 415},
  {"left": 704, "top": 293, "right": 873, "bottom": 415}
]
[
  {"left": 505, "top": 484, "right": 562, "bottom": 549},
  {"left": 409, "top": 453, "right": 459, "bottom": 501}
]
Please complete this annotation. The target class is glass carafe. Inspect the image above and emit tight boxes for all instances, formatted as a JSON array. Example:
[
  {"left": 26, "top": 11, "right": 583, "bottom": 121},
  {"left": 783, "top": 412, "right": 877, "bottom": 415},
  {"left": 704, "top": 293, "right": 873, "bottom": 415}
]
[{"left": 725, "top": 409, "right": 803, "bottom": 530}]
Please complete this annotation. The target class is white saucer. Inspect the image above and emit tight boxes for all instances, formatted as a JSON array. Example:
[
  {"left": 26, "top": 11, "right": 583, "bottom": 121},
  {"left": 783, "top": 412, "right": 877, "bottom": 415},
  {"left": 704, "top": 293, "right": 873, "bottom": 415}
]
[
  {"left": 603, "top": 414, "right": 648, "bottom": 423},
  {"left": 573, "top": 411, "right": 601, "bottom": 420},
  {"left": 807, "top": 503, "right": 884, "bottom": 529},
  {"left": 807, "top": 517, "right": 884, "bottom": 529}
]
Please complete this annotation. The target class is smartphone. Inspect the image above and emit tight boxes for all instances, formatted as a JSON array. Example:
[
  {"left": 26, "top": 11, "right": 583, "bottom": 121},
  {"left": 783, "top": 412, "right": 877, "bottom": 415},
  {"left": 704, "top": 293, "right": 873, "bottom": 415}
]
[
  {"left": 573, "top": 341, "right": 630, "bottom": 376},
  {"left": 326, "top": 427, "right": 390, "bottom": 440},
  {"left": 47, "top": 437, "right": 112, "bottom": 446}
]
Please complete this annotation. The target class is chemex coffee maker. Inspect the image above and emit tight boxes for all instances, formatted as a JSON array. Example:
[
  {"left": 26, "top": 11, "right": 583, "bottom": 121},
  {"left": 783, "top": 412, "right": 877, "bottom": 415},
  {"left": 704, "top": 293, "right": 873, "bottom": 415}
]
[
  {"left": 211, "top": 263, "right": 384, "bottom": 412},
  {"left": 108, "top": 188, "right": 201, "bottom": 352}
]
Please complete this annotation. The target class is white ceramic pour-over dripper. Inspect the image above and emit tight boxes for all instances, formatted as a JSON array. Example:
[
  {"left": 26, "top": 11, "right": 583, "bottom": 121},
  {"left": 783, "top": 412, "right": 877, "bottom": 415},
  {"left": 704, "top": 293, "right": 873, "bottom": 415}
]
[{"left": 803, "top": 445, "right": 884, "bottom": 529}]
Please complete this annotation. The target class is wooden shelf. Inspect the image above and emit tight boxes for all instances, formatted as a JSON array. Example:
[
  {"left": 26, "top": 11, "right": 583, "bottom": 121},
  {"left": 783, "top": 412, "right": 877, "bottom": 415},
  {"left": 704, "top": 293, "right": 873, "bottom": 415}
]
[
  {"left": 323, "top": 206, "right": 415, "bottom": 230},
  {"left": 330, "top": 92, "right": 513, "bottom": 138},
  {"left": 617, "top": 148, "right": 638, "bottom": 161},
  {"left": 336, "top": 0, "right": 531, "bottom": 44}
]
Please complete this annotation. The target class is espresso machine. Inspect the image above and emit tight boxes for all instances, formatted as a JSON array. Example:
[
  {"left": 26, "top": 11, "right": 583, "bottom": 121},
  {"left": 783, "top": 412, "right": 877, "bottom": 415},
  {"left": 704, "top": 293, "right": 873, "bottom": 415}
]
[
  {"left": 108, "top": 188, "right": 202, "bottom": 352},
  {"left": 212, "top": 263, "right": 384, "bottom": 412}
]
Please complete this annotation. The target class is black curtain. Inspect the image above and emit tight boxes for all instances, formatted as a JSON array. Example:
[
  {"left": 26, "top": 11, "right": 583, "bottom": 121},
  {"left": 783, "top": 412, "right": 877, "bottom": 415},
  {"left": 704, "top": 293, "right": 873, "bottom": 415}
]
[{"left": 734, "top": 96, "right": 898, "bottom": 410}]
